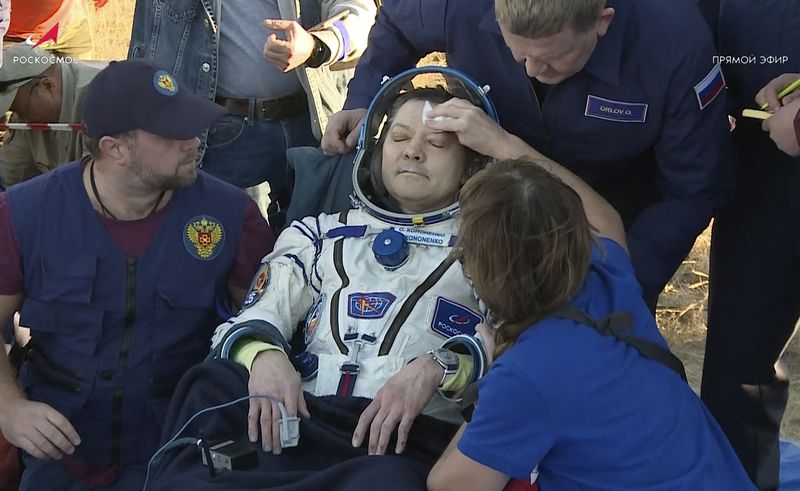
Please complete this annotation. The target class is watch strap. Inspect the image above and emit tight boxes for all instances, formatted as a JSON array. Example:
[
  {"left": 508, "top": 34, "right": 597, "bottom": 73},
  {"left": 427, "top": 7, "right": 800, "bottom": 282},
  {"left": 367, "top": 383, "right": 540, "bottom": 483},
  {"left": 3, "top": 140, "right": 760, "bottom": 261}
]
[
  {"left": 428, "top": 348, "right": 458, "bottom": 388},
  {"left": 305, "top": 34, "right": 330, "bottom": 68}
]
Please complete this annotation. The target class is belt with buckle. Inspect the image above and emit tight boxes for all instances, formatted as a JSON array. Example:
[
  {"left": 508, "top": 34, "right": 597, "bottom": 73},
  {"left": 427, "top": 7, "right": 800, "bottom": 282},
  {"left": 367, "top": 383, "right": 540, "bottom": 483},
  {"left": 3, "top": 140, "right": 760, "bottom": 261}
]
[{"left": 214, "top": 92, "right": 308, "bottom": 121}]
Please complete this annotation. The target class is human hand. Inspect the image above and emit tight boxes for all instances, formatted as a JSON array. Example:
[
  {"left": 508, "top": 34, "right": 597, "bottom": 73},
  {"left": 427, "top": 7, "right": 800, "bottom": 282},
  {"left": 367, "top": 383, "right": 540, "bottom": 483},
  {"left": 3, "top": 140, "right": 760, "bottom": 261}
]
[
  {"left": 248, "top": 350, "right": 310, "bottom": 454},
  {"left": 425, "top": 98, "right": 532, "bottom": 160},
  {"left": 756, "top": 73, "right": 800, "bottom": 110},
  {"left": 321, "top": 108, "right": 366, "bottom": 155},
  {"left": 475, "top": 323, "right": 496, "bottom": 365},
  {"left": 352, "top": 355, "right": 442, "bottom": 455},
  {"left": 0, "top": 398, "right": 80, "bottom": 460},
  {"left": 262, "top": 19, "right": 317, "bottom": 72},
  {"left": 762, "top": 98, "right": 800, "bottom": 157}
]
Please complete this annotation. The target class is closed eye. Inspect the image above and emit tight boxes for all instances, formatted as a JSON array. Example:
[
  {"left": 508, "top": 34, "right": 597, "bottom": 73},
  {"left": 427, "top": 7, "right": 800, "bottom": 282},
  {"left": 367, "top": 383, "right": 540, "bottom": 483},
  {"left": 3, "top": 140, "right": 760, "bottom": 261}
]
[{"left": 428, "top": 138, "right": 447, "bottom": 148}]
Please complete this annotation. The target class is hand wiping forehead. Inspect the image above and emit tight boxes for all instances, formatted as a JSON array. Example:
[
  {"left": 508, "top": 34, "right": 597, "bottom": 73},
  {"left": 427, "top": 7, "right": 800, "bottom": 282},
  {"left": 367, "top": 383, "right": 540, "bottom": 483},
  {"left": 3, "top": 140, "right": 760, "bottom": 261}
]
[{"left": 422, "top": 100, "right": 453, "bottom": 131}]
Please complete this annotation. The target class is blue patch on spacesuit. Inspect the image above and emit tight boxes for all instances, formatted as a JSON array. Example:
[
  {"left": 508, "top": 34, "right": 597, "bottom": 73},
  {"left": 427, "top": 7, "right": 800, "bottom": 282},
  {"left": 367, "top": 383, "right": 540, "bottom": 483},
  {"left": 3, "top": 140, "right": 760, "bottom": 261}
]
[
  {"left": 431, "top": 297, "right": 483, "bottom": 338},
  {"left": 347, "top": 292, "right": 396, "bottom": 319},
  {"left": 241, "top": 262, "right": 269, "bottom": 310},
  {"left": 305, "top": 293, "right": 325, "bottom": 345}
]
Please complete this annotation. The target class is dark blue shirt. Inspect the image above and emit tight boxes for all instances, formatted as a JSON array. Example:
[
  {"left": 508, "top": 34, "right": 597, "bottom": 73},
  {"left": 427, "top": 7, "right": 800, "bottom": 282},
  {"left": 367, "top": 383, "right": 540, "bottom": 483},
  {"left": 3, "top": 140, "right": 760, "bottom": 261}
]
[
  {"left": 458, "top": 239, "right": 754, "bottom": 490},
  {"left": 700, "top": 0, "right": 800, "bottom": 116},
  {"left": 347, "top": 0, "right": 733, "bottom": 303}
]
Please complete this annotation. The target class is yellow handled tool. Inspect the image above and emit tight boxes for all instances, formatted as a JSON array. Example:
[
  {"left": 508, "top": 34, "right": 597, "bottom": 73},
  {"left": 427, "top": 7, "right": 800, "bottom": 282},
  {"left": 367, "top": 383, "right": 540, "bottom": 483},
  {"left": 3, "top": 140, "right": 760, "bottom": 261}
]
[
  {"left": 741, "top": 109, "right": 772, "bottom": 120},
  {"left": 760, "top": 78, "right": 800, "bottom": 110}
]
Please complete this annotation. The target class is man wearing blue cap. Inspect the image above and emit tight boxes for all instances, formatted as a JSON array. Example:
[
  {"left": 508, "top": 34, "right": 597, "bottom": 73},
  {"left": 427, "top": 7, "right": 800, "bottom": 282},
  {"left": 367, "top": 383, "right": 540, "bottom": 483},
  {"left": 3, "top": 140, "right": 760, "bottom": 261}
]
[{"left": 0, "top": 59, "right": 275, "bottom": 489}]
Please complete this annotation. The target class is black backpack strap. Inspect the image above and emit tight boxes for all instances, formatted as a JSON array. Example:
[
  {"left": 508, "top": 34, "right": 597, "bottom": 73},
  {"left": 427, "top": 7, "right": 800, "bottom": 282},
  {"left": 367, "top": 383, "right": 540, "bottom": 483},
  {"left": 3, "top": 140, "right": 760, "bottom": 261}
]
[{"left": 552, "top": 306, "right": 687, "bottom": 382}]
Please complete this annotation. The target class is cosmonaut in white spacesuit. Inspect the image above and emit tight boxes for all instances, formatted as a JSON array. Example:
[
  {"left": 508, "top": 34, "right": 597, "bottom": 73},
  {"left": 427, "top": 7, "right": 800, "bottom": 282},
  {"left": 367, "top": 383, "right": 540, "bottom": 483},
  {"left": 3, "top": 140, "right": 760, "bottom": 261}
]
[{"left": 209, "top": 68, "right": 499, "bottom": 457}]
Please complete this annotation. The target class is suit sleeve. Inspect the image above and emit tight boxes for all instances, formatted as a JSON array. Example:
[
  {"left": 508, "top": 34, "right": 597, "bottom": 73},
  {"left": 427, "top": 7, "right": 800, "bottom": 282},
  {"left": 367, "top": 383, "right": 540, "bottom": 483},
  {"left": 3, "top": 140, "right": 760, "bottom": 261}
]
[
  {"left": 343, "top": 0, "right": 448, "bottom": 109},
  {"left": 626, "top": 43, "right": 733, "bottom": 303},
  {"left": 211, "top": 214, "right": 328, "bottom": 352},
  {"left": 314, "top": 0, "right": 378, "bottom": 65}
]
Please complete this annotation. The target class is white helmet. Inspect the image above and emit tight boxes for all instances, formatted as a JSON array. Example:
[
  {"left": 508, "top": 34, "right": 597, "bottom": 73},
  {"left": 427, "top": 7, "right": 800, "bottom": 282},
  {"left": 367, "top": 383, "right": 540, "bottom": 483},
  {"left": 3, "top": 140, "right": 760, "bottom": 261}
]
[{"left": 351, "top": 67, "right": 499, "bottom": 226}]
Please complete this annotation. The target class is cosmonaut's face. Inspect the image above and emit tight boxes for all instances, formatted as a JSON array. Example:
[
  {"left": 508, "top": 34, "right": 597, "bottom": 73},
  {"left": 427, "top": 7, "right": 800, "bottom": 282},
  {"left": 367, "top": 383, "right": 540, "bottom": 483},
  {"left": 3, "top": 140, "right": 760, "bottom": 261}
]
[{"left": 380, "top": 99, "right": 469, "bottom": 213}]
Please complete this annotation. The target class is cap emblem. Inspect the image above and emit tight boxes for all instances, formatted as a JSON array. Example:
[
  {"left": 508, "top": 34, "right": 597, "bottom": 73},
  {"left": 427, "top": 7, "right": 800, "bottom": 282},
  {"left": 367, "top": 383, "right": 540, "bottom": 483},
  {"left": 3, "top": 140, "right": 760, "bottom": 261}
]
[{"left": 153, "top": 70, "right": 178, "bottom": 96}]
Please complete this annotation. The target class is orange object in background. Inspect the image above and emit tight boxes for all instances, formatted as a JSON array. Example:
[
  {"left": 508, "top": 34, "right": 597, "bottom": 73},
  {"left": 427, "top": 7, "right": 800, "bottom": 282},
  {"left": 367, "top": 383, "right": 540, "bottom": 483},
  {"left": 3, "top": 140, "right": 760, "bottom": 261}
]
[
  {"left": 0, "top": 430, "right": 20, "bottom": 491},
  {"left": 6, "top": 0, "right": 62, "bottom": 39},
  {"left": 4, "top": 0, "right": 96, "bottom": 59}
]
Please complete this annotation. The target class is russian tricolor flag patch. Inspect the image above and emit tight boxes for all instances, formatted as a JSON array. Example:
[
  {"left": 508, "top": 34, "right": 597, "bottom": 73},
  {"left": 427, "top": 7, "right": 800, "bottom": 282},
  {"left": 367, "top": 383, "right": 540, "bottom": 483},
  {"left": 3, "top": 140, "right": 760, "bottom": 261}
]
[{"left": 694, "top": 63, "right": 726, "bottom": 110}]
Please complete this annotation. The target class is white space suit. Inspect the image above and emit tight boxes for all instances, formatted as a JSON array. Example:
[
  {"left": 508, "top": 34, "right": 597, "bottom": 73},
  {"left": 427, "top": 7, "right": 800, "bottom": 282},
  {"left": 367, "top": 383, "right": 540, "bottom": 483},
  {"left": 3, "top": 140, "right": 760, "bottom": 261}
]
[
  {"left": 212, "top": 207, "right": 481, "bottom": 423},
  {"left": 210, "top": 67, "right": 497, "bottom": 424}
]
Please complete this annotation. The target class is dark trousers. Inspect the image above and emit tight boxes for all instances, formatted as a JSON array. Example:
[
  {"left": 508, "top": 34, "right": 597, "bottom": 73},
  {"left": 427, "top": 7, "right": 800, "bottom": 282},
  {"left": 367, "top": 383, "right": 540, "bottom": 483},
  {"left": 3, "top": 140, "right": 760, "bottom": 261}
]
[{"left": 703, "top": 129, "right": 800, "bottom": 491}]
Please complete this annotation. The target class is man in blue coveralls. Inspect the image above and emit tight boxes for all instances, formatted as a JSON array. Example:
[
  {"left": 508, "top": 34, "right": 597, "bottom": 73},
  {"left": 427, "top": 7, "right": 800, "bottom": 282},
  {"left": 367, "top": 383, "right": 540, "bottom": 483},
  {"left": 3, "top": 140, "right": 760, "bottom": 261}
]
[
  {"left": 323, "top": 0, "right": 733, "bottom": 308},
  {"left": 699, "top": 1, "right": 800, "bottom": 489},
  {"left": 0, "top": 60, "right": 275, "bottom": 490}
]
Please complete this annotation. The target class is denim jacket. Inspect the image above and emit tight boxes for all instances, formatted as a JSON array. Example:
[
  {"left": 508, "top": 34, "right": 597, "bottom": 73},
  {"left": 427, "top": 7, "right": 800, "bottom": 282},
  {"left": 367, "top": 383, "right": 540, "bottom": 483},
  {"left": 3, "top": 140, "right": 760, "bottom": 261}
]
[{"left": 128, "top": 0, "right": 376, "bottom": 140}]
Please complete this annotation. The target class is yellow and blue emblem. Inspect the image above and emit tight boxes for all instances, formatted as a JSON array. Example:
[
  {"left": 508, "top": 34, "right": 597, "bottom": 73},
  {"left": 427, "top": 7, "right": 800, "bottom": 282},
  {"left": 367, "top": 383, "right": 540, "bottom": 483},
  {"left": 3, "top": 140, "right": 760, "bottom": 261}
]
[
  {"left": 153, "top": 70, "right": 179, "bottom": 96},
  {"left": 242, "top": 262, "right": 270, "bottom": 309},
  {"left": 304, "top": 293, "right": 325, "bottom": 344},
  {"left": 347, "top": 292, "right": 396, "bottom": 319},
  {"left": 184, "top": 215, "right": 224, "bottom": 260}
]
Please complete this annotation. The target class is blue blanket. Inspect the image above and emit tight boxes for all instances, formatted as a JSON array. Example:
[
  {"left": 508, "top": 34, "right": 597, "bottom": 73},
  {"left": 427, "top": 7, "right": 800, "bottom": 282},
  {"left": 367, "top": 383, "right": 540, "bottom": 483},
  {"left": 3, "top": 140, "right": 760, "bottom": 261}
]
[
  {"left": 781, "top": 439, "right": 800, "bottom": 490},
  {"left": 148, "top": 359, "right": 457, "bottom": 490}
]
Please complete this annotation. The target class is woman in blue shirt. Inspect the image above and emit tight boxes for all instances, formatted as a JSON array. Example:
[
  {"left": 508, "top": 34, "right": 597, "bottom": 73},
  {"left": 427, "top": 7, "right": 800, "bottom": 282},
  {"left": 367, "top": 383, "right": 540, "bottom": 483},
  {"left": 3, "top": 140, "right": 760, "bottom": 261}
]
[{"left": 424, "top": 99, "right": 754, "bottom": 491}]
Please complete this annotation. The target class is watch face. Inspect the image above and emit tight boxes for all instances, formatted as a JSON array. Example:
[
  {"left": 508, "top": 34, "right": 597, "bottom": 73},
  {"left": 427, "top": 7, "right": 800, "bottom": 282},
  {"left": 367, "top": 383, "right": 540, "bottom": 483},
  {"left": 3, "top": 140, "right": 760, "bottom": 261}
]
[{"left": 434, "top": 348, "right": 459, "bottom": 368}]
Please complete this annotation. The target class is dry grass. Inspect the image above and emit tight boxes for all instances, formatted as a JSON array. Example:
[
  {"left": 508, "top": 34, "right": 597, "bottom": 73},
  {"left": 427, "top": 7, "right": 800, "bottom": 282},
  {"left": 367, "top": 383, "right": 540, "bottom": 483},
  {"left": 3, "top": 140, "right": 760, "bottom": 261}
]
[
  {"left": 90, "top": 3, "right": 800, "bottom": 440},
  {"left": 85, "top": 0, "right": 135, "bottom": 60},
  {"left": 658, "top": 225, "right": 800, "bottom": 440}
]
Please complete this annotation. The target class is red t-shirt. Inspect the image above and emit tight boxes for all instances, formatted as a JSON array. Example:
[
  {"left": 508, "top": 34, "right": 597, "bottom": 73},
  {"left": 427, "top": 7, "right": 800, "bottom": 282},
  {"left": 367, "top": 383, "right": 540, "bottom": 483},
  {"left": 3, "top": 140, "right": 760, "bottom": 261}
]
[{"left": 0, "top": 190, "right": 275, "bottom": 295}]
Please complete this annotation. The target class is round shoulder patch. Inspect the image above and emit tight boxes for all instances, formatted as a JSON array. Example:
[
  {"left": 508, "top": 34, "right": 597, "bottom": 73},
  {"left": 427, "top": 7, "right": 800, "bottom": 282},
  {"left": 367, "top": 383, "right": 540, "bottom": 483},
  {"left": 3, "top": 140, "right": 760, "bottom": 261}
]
[
  {"left": 242, "top": 263, "right": 270, "bottom": 309},
  {"left": 153, "top": 70, "right": 179, "bottom": 96},
  {"left": 184, "top": 215, "right": 225, "bottom": 260},
  {"left": 304, "top": 292, "right": 325, "bottom": 344}
]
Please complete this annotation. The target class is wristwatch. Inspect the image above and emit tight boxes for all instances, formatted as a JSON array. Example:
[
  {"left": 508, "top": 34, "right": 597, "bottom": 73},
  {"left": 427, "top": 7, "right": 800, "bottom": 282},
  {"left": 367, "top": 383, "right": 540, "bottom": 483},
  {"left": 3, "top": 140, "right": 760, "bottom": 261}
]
[
  {"left": 427, "top": 348, "right": 459, "bottom": 388},
  {"left": 305, "top": 35, "right": 331, "bottom": 68}
]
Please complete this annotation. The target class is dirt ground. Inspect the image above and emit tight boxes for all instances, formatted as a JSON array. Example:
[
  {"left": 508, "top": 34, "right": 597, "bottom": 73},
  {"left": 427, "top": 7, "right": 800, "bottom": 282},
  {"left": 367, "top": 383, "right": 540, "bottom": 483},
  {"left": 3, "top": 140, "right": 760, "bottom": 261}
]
[{"left": 88, "top": 1, "right": 800, "bottom": 440}]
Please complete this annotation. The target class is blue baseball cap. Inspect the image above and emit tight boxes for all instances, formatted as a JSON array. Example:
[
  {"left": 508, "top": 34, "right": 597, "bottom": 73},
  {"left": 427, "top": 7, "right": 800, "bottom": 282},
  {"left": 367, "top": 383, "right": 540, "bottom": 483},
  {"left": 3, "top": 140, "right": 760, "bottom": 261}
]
[{"left": 82, "top": 59, "right": 225, "bottom": 139}]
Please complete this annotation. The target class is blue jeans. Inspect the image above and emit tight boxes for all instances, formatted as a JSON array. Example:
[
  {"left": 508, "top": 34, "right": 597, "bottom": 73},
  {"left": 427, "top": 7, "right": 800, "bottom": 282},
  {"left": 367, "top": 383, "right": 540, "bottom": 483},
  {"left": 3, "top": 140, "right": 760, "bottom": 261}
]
[
  {"left": 200, "top": 110, "right": 319, "bottom": 206},
  {"left": 19, "top": 454, "right": 146, "bottom": 491}
]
